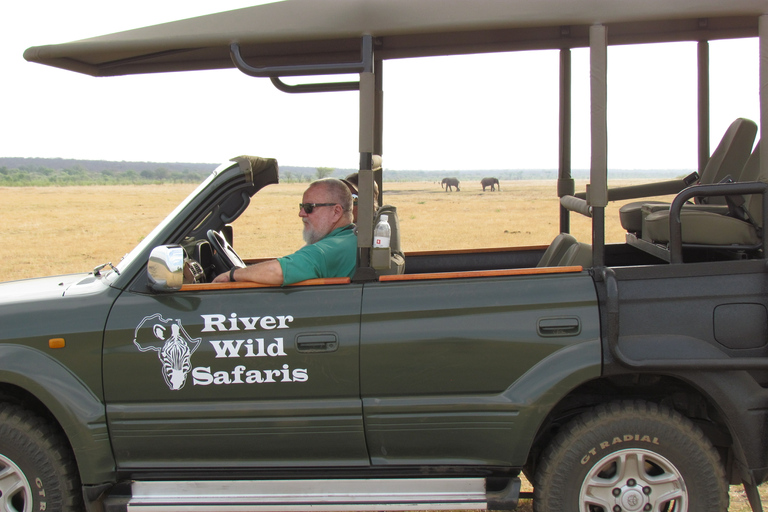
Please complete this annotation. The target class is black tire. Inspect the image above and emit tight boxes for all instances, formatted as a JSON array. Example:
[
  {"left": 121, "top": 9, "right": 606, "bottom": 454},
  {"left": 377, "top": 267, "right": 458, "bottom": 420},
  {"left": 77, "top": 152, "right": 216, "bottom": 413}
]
[
  {"left": 533, "top": 400, "right": 728, "bottom": 512},
  {"left": 0, "top": 403, "right": 82, "bottom": 512}
]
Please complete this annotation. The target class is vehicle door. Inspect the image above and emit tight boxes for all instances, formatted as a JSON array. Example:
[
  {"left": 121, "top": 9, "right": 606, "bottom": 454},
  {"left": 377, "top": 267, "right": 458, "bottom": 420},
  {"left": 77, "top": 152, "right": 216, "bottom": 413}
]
[
  {"left": 359, "top": 271, "right": 601, "bottom": 466},
  {"left": 103, "top": 282, "right": 367, "bottom": 470}
]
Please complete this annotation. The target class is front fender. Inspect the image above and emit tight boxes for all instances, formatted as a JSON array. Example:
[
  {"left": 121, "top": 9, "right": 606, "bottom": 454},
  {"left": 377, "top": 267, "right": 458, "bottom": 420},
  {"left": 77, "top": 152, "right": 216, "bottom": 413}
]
[
  {"left": 0, "top": 345, "right": 115, "bottom": 483},
  {"left": 503, "top": 338, "right": 602, "bottom": 464}
]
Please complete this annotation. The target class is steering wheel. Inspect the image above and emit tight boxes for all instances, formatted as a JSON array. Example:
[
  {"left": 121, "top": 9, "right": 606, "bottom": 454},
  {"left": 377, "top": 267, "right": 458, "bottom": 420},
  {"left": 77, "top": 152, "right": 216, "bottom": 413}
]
[{"left": 206, "top": 229, "right": 246, "bottom": 273}]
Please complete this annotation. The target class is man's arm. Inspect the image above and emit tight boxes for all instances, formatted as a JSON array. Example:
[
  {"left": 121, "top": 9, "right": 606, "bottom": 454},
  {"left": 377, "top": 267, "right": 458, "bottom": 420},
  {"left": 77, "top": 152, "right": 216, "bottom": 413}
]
[{"left": 212, "top": 259, "right": 284, "bottom": 285}]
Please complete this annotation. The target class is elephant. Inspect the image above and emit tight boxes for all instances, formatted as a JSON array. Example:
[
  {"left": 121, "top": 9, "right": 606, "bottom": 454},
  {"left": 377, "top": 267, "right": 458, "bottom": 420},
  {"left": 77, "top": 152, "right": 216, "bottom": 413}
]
[
  {"left": 481, "top": 177, "right": 500, "bottom": 191},
  {"left": 441, "top": 177, "right": 460, "bottom": 191}
]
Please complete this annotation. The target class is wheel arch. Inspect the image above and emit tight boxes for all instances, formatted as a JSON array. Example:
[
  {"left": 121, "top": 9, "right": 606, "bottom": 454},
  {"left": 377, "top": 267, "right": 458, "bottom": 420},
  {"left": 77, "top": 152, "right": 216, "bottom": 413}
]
[
  {"left": 0, "top": 345, "right": 115, "bottom": 484},
  {"left": 524, "top": 373, "right": 745, "bottom": 483}
]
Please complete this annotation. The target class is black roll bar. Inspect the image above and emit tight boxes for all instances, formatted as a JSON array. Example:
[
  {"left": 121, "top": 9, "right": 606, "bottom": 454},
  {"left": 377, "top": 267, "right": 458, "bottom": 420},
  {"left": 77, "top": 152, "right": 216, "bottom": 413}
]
[
  {"left": 230, "top": 35, "right": 373, "bottom": 94},
  {"left": 668, "top": 181, "right": 768, "bottom": 263}
]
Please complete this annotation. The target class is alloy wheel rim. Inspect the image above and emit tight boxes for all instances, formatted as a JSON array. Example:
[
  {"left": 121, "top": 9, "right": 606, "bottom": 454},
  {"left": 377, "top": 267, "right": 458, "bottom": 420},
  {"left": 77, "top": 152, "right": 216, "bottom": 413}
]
[
  {"left": 0, "top": 454, "right": 32, "bottom": 512},
  {"left": 579, "top": 448, "right": 687, "bottom": 512}
]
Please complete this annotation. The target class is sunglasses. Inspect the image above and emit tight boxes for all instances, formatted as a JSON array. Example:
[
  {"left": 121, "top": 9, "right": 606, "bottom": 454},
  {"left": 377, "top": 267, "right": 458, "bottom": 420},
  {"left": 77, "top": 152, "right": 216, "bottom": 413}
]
[{"left": 299, "top": 202, "right": 337, "bottom": 214}]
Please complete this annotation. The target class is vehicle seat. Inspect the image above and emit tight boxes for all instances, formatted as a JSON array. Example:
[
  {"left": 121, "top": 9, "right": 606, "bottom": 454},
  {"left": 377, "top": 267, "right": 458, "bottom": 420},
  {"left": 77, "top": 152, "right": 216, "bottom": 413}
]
[
  {"left": 618, "top": 118, "right": 757, "bottom": 234},
  {"left": 559, "top": 242, "right": 593, "bottom": 268},
  {"left": 375, "top": 204, "right": 405, "bottom": 275},
  {"left": 537, "top": 233, "right": 578, "bottom": 267},
  {"left": 537, "top": 233, "right": 592, "bottom": 267},
  {"left": 642, "top": 142, "right": 764, "bottom": 246}
]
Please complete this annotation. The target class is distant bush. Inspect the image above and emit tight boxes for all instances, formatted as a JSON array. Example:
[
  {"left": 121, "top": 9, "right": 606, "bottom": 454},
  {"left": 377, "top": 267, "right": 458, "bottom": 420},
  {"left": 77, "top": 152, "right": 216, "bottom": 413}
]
[{"left": 0, "top": 165, "right": 210, "bottom": 186}]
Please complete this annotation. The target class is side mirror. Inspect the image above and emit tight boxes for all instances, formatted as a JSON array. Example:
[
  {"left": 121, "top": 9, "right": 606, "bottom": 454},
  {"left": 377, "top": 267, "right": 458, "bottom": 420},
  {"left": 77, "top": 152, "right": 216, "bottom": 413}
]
[{"left": 147, "top": 245, "right": 185, "bottom": 292}]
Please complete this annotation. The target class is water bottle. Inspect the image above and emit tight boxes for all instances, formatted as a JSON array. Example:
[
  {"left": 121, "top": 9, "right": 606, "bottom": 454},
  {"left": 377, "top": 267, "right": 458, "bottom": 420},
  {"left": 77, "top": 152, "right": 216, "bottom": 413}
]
[{"left": 373, "top": 214, "right": 391, "bottom": 248}]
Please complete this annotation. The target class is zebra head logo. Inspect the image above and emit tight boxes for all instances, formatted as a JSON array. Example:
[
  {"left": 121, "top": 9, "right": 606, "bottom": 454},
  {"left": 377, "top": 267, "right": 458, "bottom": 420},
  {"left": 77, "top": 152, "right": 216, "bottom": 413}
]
[{"left": 133, "top": 313, "right": 202, "bottom": 390}]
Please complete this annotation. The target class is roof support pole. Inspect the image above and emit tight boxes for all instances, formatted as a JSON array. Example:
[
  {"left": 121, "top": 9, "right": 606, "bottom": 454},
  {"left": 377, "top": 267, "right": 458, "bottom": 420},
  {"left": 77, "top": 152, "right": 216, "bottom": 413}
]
[
  {"left": 374, "top": 56, "right": 384, "bottom": 206},
  {"left": 697, "top": 40, "right": 710, "bottom": 175},
  {"left": 760, "top": 15, "right": 768, "bottom": 260},
  {"left": 589, "top": 24, "right": 608, "bottom": 267},
  {"left": 558, "top": 47, "right": 573, "bottom": 234},
  {"left": 761, "top": 15, "right": 768, "bottom": 229},
  {"left": 356, "top": 38, "right": 377, "bottom": 274}
]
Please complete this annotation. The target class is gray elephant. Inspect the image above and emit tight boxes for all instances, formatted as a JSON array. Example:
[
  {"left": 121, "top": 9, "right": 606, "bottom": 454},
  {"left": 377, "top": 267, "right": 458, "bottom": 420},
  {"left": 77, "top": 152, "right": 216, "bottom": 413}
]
[
  {"left": 481, "top": 177, "right": 500, "bottom": 191},
  {"left": 441, "top": 177, "right": 460, "bottom": 191}
]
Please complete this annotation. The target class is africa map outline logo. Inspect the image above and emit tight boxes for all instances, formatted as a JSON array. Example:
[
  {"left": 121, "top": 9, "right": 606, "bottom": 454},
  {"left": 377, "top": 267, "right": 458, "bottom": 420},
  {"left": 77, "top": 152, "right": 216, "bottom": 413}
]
[{"left": 133, "top": 313, "right": 202, "bottom": 390}]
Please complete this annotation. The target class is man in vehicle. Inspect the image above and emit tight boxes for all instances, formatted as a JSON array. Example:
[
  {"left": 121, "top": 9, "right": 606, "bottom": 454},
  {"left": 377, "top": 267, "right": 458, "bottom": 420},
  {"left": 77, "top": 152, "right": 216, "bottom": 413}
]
[
  {"left": 342, "top": 173, "right": 379, "bottom": 223},
  {"left": 213, "top": 177, "right": 357, "bottom": 285}
]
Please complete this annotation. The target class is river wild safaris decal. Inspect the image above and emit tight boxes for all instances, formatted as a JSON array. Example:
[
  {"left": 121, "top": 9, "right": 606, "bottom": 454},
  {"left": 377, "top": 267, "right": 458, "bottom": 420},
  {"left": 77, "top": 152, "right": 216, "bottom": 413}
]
[{"left": 133, "top": 313, "right": 308, "bottom": 391}]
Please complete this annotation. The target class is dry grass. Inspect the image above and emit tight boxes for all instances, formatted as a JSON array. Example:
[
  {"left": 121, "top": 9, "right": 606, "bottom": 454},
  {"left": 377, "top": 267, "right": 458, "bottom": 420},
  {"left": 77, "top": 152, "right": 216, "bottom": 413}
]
[
  {"left": 1, "top": 181, "right": 766, "bottom": 509},
  {"left": 0, "top": 179, "right": 657, "bottom": 281}
]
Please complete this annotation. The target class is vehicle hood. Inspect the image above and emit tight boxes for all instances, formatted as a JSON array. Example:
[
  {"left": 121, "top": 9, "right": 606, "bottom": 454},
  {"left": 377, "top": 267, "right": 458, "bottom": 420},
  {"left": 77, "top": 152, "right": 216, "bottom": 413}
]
[{"left": 0, "top": 273, "right": 96, "bottom": 305}]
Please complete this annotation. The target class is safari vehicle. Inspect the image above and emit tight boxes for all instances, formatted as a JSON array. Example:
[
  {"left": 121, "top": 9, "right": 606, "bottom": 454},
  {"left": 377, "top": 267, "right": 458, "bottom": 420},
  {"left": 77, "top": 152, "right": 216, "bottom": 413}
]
[{"left": 9, "top": 0, "right": 768, "bottom": 511}]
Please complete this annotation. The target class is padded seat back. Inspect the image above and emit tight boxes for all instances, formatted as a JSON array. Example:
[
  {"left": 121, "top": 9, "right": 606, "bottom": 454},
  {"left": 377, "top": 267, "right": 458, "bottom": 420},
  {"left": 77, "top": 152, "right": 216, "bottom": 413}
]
[
  {"left": 560, "top": 242, "right": 592, "bottom": 268},
  {"left": 619, "top": 118, "right": 757, "bottom": 233},
  {"left": 642, "top": 143, "right": 765, "bottom": 246},
  {"left": 537, "top": 233, "right": 578, "bottom": 267},
  {"left": 696, "top": 118, "right": 759, "bottom": 203},
  {"left": 537, "top": 233, "right": 591, "bottom": 268}
]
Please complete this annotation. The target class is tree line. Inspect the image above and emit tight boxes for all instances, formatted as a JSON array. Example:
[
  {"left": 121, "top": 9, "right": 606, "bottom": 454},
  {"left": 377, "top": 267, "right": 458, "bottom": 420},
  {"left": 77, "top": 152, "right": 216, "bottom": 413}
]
[
  {"left": 0, "top": 158, "right": 687, "bottom": 186},
  {"left": 0, "top": 164, "right": 342, "bottom": 187}
]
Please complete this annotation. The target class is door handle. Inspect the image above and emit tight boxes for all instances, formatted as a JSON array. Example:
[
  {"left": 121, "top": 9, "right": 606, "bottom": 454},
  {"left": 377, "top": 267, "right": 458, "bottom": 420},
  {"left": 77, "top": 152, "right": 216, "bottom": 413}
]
[
  {"left": 537, "top": 317, "right": 581, "bottom": 337},
  {"left": 296, "top": 333, "right": 339, "bottom": 353}
]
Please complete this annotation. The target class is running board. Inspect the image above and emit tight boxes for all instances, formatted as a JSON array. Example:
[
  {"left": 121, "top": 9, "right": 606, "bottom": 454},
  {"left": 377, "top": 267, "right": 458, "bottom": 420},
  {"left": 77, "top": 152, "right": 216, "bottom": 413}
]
[{"left": 102, "top": 477, "right": 521, "bottom": 512}]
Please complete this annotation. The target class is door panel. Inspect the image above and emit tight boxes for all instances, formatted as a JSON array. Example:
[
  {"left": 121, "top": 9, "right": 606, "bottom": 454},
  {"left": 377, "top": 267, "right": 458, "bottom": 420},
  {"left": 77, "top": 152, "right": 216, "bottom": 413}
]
[
  {"left": 103, "top": 284, "right": 367, "bottom": 470},
  {"left": 360, "top": 273, "right": 600, "bottom": 465}
]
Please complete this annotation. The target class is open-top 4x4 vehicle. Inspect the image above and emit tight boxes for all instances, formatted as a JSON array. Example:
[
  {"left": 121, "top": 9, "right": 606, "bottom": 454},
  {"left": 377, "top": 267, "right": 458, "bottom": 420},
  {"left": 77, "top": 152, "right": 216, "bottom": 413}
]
[{"left": 9, "top": 0, "right": 768, "bottom": 511}]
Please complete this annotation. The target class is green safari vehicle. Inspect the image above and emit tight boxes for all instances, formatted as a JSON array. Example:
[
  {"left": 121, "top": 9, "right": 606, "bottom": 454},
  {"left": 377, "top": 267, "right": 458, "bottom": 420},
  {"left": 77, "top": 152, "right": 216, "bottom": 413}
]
[{"left": 6, "top": 0, "right": 768, "bottom": 510}]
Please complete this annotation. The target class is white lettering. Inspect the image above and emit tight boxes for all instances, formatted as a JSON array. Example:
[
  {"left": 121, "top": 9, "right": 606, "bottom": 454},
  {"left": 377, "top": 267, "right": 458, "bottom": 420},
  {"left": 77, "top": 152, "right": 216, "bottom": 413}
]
[
  {"left": 280, "top": 364, "right": 291, "bottom": 382},
  {"left": 240, "top": 317, "right": 260, "bottom": 330},
  {"left": 250, "top": 338, "right": 267, "bottom": 357},
  {"left": 260, "top": 316, "right": 277, "bottom": 330},
  {"left": 210, "top": 339, "right": 245, "bottom": 358},
  {"left": 213, "top": 371, "right": 231, "bottom": 384},
  {"left": 267, "top": 338, "right": 287, "bottom": 357},
  {"left": 232, "top": 365, "right": 246, "bottom": 384},
  {"left": 277, "top": 315, "right": 294, "bottom": 328},
  {"left": 246, "top": 370, "right": 264, "bottom": 383},
  {"left": 192, "top": 365, "right": 308, "bottom": 385},
  {"left": 201, "top": 314, "right": 227, "bottom": 332},
  {"left": 193, "top": 367, "right": 213, "bottom": 385},
  {"left": 200, "top": 313, "right": 295, "bottom": 332}
]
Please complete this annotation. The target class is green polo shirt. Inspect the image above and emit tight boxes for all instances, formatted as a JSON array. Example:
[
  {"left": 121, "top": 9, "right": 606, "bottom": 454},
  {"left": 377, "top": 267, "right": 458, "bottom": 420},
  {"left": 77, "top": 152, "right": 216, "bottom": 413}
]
[{"left": 278, "top": 224, "right": 357, "bottom": 285}]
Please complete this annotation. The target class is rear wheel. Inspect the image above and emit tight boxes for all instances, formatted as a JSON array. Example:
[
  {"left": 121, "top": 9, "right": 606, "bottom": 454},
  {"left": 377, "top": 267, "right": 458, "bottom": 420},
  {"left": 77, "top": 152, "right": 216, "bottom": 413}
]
[
  {"left": 533, "top": 400, "right": 728, "bottom": 512},
  {"left": 0, "top": 403, "right": 82, "bottom": 512}
]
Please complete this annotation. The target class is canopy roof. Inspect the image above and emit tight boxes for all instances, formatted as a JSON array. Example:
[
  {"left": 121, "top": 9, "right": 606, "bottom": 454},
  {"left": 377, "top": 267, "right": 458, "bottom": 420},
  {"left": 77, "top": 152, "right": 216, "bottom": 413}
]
[{"left": 24, "top": 0, "right": 768, "bottom": 77}]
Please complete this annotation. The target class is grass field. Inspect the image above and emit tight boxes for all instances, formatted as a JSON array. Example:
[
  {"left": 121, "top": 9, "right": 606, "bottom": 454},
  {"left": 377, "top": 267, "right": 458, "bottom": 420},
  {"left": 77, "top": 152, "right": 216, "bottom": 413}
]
[
  {"left": 0, "top": 180, "right": 766, "bottom": 510},
  {"left": 1, "top": 179, "right": 643, "bottom": 281}
]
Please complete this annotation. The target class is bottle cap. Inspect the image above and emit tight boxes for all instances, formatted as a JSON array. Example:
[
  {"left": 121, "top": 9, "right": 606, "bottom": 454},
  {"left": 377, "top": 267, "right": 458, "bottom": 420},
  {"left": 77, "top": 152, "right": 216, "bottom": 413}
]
[{"left": 380, "top": 215, "right": 388, "bottom": 222}]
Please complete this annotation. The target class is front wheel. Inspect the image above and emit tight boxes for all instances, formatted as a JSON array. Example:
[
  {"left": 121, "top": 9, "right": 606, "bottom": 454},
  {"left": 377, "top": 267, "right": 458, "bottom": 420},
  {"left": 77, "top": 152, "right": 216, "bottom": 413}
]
[
  {"left": 533, "top": 400, "right": 728, "bottom": 512},
  {"left": 0, "top": 403, "right": 82, "bottom": 512}
]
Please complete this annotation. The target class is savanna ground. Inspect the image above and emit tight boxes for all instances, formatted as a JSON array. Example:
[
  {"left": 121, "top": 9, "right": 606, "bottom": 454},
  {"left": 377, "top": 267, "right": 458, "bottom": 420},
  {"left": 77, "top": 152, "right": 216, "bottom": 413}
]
[{"left": 0, "top": 180, "right": 765, "bottom": 510}]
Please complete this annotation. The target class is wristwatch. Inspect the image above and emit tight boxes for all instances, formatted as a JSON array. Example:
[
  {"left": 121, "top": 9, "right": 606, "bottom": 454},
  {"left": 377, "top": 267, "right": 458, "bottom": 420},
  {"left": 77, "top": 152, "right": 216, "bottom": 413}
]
[{"left": 229, "top": 268, "right": 237, "bottom": 282}]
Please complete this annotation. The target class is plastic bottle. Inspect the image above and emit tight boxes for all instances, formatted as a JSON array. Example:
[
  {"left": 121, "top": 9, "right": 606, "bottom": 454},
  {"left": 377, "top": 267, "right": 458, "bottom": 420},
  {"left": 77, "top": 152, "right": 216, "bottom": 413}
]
[{"left": 373, "top": 214, "right": 391, "bottom": 248}]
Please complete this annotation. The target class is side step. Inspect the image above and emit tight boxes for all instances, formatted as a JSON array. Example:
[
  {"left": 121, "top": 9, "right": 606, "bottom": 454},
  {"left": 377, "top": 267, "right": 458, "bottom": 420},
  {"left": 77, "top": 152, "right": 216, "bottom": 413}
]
[{"left": 103, "top": 477, "right": 521, "bottom": 512}]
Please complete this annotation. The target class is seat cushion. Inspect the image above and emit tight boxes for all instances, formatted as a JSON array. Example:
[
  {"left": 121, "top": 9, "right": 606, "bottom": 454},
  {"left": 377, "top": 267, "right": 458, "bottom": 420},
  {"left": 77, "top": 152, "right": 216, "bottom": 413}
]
[
  {"left": 643, "top": 209, "right": 759, "bottom": 245},
  {"left": 619, "top": 200, "right": 669, "bottom": 233}
]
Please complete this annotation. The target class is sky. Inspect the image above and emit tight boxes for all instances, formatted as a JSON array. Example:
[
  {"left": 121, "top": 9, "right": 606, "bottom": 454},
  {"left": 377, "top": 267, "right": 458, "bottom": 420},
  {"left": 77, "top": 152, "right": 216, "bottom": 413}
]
[{"left": 0, "top": 1, "right": 761, "bottom": 172}]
